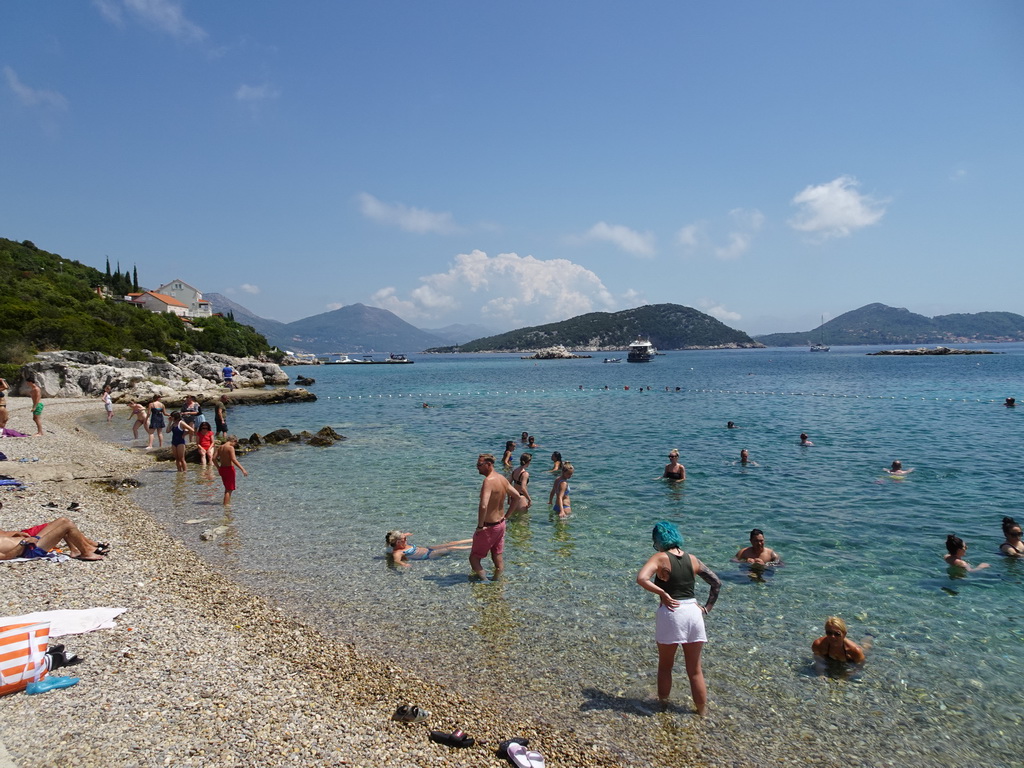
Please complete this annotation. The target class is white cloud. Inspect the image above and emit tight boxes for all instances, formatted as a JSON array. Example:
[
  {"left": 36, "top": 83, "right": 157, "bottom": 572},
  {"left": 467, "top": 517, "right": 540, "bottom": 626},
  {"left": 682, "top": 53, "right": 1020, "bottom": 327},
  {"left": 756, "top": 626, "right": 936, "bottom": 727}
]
[
  {"left": 239, "top": 283, "right": 260, "bottom": 295},
  {"left": 371, "top": 250, "right": 616, "bottom": 326},
  {"left": 714, "top": 208, "right": 764, "bottom": 260},
  {"left": 697, "top": 298, "right": 742, "bottom": 324},
  {"left": 326, "top": 302, "right": 344, "bottom": 311},
  {"left": 676, "top": 224, "right": 702, "bottom": 249},
  {"left": 788, "top": 176, "right": 886, "bottom": 239},
  {"left": 235, "top": 84, "right": 280, "bottom": 102},
  {"left": 575, "top": 221, "right": 656, "bottom": 256},
  {"left": 94, "top": 0, "right": 206, "bottom": 42},
  {"left": 3, "top": 67, "right": 68, "bottom": 110},
  {"left": 357, "top": 193, "right": 460, "bottom": 235}
]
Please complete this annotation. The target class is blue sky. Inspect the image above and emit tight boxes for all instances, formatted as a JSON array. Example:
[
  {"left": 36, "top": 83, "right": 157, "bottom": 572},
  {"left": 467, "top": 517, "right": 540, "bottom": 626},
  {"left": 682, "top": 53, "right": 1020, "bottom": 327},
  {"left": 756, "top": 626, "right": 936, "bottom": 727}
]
[{"left": 3, "top": 1, "right": 1022, "bottom": 335}]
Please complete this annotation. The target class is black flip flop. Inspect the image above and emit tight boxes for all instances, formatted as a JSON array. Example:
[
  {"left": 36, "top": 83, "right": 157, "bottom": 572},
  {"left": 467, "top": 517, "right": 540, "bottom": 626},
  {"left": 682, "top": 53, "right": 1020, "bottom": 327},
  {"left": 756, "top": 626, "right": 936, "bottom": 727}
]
[{"left": 429, "top": 729, "right": 475, "bottom": 748}]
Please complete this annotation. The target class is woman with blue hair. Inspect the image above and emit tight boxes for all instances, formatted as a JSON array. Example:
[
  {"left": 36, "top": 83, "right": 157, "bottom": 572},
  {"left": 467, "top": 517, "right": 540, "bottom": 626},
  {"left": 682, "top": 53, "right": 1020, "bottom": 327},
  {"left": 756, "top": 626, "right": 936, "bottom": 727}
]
[{"left": 637, "top": 521, "right": 721, "bottom": 714}]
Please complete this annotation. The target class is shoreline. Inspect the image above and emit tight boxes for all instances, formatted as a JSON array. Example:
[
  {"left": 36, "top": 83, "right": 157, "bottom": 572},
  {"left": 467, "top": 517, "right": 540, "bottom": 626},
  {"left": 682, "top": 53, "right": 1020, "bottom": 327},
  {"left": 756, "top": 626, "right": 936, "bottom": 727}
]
[{"left": 0, "top": 398, "right": 682, "bottom": 768}]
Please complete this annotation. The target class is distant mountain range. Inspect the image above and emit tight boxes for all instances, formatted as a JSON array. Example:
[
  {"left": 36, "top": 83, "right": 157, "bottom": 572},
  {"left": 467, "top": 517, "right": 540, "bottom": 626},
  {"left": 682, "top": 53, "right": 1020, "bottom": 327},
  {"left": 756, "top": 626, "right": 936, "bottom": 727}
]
[
  {"left": 204, "top": 294, "right": 493, "bottom": 353},
  {"left": 755, "top": 303, "right": 1024, "bottom": 346},
  {"left": 431, "top": 304, "right": 762, "bottom": 352},
  {"left": 206, "top": 294, "right": 1024, "bottom": 354}
]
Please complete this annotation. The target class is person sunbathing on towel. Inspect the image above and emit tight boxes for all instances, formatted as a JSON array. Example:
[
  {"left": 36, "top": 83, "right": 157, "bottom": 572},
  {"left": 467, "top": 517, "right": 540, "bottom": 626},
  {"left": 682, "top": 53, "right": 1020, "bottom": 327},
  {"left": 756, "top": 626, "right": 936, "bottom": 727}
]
[
  {"left": 0, "top": 517, "right": 108, "bottom": 561},
  {"left": 384, "top": 530, "right": 473, "bottom": 567}
]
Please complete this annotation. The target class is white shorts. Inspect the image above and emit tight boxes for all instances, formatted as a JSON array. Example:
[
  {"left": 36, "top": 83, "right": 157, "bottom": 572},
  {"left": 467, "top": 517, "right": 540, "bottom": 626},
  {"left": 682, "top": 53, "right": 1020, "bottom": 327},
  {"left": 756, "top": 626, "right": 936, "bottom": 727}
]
[{"left": 655, "top": 599, "right": 707, "bottom": 645}]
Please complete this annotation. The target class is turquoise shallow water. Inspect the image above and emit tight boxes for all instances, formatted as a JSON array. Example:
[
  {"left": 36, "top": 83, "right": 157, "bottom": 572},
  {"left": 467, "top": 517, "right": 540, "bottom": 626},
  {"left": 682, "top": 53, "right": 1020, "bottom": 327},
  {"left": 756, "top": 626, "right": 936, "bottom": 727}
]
[{"left": 126, "top": 345, "right": 1024, "bottom": 767}]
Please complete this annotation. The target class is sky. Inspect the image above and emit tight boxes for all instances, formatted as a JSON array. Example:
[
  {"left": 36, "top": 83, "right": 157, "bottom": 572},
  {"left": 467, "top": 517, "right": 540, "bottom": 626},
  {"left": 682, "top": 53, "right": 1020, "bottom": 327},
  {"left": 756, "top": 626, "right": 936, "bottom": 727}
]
[{"left": 3, "top": 1, "right": 1022, "bottom": 336}]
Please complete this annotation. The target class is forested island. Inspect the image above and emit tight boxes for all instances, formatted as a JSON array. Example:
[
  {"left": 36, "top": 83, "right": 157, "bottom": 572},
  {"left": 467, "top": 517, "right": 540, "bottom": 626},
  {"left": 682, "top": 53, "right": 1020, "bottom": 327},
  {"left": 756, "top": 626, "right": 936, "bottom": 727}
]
[
  {"left": 756, "top": 303, "right": 1024, "bottom": 347},
  {"left": 426, "top": 304, "right": 762, "bottom": 353}
]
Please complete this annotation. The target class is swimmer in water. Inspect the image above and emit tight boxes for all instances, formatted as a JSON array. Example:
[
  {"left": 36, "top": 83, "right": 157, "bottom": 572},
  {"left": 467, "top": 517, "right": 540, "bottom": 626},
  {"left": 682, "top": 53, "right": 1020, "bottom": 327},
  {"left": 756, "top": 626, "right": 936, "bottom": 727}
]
[
  {"left": 549, "top": 462, "right": 574, "bottom": 518},
  {"left": 1000, "top": 516, "right": 1024, "bottom": 558},
  {"left": 739, "top": 449, "right": 758, "bottom": 466},
  {"left": 800, "top": 433, "right": 813, "bottom": 446},
  {"left": 811, "top": 617, "right": 869, "bottom": 671},
  {"left": 521, "top": 431, "right": 529, "bottom": 443},
  {"left": 502, "top": 440, "right": 516, "bottom": 470},
  {"left": 734, "top": 529, "right": 781, "bottom": 564},
  {"left": 527, "top": 435, "right": 539, "bottom": 449},
  {"left": 384, "top": 530, "right": 473, "bottom": 567},
  {"left": 663, "top": 449, "right": 686, "bottom": 481},
  {"left": 1005, "top": 397, "right": 1016, "bottom": 407},
  {"left": 884, "top": 460, "right": 914, "bottom": 476},
  {"left": 548, "top": 451, "right": 562, "bottom": 473},
  {"left": 944, "top": 534, "right": 989, "bottom": 571},
  {"left": 726, "top": 421, "right": 736, "bottom": 429}
]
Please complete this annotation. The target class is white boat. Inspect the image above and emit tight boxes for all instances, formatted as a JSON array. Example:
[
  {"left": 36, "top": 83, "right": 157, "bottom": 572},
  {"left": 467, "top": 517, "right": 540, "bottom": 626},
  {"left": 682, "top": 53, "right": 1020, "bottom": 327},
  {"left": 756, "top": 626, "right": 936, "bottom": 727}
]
[
  {"left": 322, "top": 354, "right": 367, "bottom": 364},
  {"left": 627, "top": 338, "right": 656, "bottom": 363},
  {"left": 603, "top": 357, "right": 622, "bottom": 363},
  {"left": 810, "top": 316, "right": 830, "bottom": 352}
]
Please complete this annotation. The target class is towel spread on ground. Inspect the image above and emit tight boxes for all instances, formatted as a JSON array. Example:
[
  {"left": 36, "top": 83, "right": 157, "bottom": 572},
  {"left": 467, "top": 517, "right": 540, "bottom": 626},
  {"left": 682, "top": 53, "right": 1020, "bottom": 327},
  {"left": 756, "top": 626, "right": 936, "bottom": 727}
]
[{"left": 0, "top": 608, "right": 127, "bottom": 637}]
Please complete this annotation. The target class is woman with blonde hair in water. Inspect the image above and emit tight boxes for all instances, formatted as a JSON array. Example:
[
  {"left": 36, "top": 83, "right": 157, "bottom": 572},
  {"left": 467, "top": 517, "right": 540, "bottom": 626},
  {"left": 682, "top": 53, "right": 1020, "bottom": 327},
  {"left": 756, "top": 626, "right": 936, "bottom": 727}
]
[{"left": 636, "top": 521, "right": 721, "bottom": 714}]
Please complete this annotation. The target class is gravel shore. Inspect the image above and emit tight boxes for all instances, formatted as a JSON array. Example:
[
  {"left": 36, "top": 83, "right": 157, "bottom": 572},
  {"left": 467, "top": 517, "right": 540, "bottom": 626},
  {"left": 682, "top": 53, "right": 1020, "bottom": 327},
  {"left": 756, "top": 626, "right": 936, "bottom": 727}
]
[{"left": 0, "top": 398, "right": 703, "bottom": 768}]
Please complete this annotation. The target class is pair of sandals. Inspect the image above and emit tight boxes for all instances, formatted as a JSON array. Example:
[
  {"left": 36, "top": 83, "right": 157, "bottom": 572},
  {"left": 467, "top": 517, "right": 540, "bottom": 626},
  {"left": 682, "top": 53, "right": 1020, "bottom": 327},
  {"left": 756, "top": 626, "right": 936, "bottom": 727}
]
[
  {"left": 46, "top": 644, "right": 83, "bottom": 672},
  {"left": 505, "top": 742, "right": 546, "bottom": 768}
]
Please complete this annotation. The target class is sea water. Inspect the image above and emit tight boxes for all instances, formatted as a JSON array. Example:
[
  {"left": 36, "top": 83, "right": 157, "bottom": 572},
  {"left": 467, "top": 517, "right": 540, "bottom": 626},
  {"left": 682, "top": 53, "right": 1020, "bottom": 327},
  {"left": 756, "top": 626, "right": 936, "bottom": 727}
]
[{"left": 125, "top": 345, "right": 1023, "bottom": 767}]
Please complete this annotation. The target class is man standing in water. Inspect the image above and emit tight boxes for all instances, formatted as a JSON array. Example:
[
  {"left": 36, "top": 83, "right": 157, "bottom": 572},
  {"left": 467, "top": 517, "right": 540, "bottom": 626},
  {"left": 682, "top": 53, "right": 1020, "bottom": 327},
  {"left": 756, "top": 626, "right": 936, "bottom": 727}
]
[
  {"left": 215, "top": 436, "right": 248, "bottom": 505},
  {"left": 735, "top": 529, "right": 781, "bottom": 564},
  {"left": 470, "top": 453, "right": 520, "bottom": 580}
]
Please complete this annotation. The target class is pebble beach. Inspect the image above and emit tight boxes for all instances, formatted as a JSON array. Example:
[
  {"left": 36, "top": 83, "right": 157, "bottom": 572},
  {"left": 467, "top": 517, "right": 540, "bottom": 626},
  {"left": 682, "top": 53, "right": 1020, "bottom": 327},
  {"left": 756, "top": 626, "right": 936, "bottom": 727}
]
[{"left": 0, "top": 397, "right": 708, "bottom": 768}]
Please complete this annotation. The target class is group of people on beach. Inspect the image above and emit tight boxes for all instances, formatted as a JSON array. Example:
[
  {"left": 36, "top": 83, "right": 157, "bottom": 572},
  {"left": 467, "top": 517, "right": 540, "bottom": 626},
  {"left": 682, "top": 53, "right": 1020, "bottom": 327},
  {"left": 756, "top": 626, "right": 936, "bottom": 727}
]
[{"left": 123, "top": 394, "right": 247, "bottom": 504}]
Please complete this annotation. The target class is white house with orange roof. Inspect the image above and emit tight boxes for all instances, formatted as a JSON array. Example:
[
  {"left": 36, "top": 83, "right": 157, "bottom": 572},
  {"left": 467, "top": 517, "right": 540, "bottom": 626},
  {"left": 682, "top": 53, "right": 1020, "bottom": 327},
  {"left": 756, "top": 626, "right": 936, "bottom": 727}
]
[
  {"left": 128, "top": 290, "right": 190, "bottom": 317},
  {"left": 153, "top": 279, "right": 213, "bottom": 318}
]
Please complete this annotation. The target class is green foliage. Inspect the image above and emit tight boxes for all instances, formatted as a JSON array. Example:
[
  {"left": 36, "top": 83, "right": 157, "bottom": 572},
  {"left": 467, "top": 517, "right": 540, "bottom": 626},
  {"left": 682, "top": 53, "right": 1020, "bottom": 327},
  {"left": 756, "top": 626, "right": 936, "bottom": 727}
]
[
  {"left": 0, "top": 237, "right": 273, "bottom": 362},
  {"left": 432, "top": 304, "right": 758, "bottom": 352}
]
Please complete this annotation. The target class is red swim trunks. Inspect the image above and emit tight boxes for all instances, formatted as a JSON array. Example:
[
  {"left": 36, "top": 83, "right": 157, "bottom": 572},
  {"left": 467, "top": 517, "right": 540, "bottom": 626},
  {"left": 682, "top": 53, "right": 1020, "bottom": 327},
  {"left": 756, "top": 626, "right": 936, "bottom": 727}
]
[
  {"left": 471, "top": 519, "right": 506, "bottom": 558},
  {"left": 218, "top": 465, "right": 236, "bottom": 491},
  {"left": 21, "top": 524, "right": 47, "bottom": 537}
]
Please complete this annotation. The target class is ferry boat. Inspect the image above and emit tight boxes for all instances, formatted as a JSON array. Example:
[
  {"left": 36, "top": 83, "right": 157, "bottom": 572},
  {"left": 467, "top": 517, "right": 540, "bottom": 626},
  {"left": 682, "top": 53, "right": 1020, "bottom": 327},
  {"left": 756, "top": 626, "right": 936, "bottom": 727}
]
[{"left": 627, "top": 338, "right": 656, "bottom": 363}]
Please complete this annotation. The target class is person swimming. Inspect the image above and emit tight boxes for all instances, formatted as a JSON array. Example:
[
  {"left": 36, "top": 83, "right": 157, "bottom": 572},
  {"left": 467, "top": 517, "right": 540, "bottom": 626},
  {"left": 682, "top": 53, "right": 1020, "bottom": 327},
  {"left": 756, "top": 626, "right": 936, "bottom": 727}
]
[
  {"left": 384, "top": 530, "right": 472, "bottom": 567},
  {"left": 1000, "top": 516, "right": 1024, "bottom": 557},
  {"left": 663, "top": 449, "right": 685, "bottom": 481},
  {"left": 944, "top": 534, "right": 989, "bottom": 572},
  {"left": 884, "top": 460, "right": 914, "bottom": 476},
  {"left": 811, "top": 616, "right": 871, "bottom": 676}
]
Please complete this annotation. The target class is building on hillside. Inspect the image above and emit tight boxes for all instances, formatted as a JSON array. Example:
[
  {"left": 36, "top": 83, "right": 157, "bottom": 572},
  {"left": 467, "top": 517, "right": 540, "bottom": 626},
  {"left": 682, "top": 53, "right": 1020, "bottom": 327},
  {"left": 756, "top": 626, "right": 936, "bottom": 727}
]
[
  {"left": 154, "top": 279, "right": 213, "bottom": 318},
  {"left": 127, "top": 291, "right": 190, "bottom": 317}
]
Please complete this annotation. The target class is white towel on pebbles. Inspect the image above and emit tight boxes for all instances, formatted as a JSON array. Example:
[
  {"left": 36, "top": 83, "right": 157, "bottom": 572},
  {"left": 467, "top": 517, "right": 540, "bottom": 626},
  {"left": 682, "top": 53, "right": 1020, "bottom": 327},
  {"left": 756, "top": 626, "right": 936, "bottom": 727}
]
[{"left": 0, "top": 607, "right": 127, "bottom": 637}]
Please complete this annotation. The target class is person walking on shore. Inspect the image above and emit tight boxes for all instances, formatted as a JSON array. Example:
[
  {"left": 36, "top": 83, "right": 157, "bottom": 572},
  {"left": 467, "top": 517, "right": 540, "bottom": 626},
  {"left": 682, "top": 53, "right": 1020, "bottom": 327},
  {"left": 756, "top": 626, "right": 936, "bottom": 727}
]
[
  {"left": 636, "top": 521, "right": 721, "bottom": 714},
  {"left": 25, "top": 376, "right": 44, "bottom": 436},
  {"left": 470, "top": 453, "right": 520, "bottom": 580},
  {"left": 215, "top": 436, "right": 248, "bottom": 505}
]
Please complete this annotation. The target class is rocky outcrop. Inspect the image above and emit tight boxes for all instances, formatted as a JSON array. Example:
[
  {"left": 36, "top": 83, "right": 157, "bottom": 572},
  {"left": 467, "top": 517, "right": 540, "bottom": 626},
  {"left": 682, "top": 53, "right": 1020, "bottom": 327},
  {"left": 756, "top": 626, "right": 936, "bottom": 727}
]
[
  {"left": 17, "top": 350, "right": 290, "bottom": 401},
  {"left": 519, "top": 345, "right": 592, "bottom": 360},
  {"left": 150, "top": 425, "right": 345, "bottom": 464},
  {"left": 867, "top": 347, "right": 997, "bottom": 356}
]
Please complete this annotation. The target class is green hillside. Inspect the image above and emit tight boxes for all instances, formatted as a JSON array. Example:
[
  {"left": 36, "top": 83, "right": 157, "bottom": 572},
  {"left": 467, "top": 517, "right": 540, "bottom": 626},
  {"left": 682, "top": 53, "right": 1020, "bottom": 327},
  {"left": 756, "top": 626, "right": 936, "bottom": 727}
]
[
  {"left": 0, "top": 238, "right": 273, "bottom": 364},
  {"left": 756, "top": 303, "right": 1024, "bottom": 347},
  {"left": 428, "top": 304, "right": 761, "bottom": 352}
]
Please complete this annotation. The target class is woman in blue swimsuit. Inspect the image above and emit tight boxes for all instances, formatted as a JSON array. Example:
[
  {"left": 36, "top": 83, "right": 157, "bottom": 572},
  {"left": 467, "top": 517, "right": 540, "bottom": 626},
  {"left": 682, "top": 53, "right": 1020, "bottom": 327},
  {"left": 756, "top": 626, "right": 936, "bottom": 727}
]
[
  {"left": 549, "top": 462, "right": 574, "bottom": 518},
  {"left": 384, "top": 530, "right": 473, "bottom": 567},
  {"left": 167, "top": 411, "right": 195, "bottom": 472}
]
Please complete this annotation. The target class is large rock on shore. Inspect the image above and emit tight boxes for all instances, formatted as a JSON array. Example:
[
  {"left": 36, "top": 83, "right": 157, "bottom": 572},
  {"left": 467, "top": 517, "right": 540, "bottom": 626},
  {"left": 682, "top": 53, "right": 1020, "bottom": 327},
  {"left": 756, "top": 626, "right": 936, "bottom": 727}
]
[{"left": 19, "top": 350, "right": 289, "bottom": 400}]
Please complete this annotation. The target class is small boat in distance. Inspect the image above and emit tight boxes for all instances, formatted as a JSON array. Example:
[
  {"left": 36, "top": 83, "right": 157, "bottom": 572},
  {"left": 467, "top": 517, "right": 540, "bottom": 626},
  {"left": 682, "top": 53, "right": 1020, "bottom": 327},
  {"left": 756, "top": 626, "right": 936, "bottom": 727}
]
[
  {"left": 627, "top": 338, "right": 656, "bottom": 363},
  {"left": 603, "top": 357, "right": 622, "bottom": 363},
  {"left": 810, "top": 315, "right": 830, "bottom": 352}
]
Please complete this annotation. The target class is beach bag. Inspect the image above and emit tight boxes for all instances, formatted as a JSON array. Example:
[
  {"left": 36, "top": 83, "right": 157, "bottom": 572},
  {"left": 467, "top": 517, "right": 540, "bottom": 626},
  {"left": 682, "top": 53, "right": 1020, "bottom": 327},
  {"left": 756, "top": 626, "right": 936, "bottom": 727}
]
[{"left": 0, "top": 621, "right": 50, "bottom": 696}]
